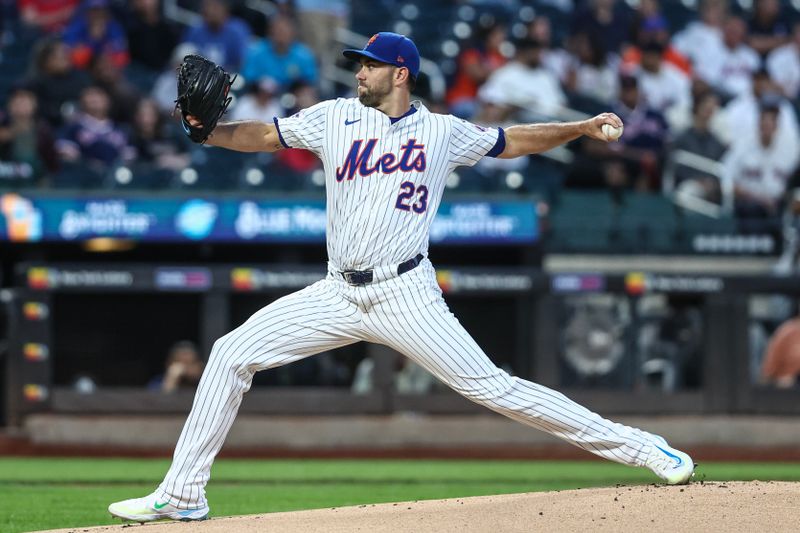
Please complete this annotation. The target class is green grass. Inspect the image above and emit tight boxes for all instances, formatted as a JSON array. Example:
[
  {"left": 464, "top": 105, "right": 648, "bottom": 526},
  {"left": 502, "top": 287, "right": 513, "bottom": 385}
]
[{"left": 1, "top": 458, "right": 799, "bottom": 532}]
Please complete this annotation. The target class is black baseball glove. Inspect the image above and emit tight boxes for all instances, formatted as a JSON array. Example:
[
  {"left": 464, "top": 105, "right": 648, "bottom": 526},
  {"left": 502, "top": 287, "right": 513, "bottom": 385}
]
[{"left": 175, "top": 54, "right": 235, "bottom": 144}]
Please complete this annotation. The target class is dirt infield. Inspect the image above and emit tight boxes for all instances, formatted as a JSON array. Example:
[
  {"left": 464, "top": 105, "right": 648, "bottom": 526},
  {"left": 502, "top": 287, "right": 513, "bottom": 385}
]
[{"left": 40, "top": 481, "right": 799, "bottom": 533}]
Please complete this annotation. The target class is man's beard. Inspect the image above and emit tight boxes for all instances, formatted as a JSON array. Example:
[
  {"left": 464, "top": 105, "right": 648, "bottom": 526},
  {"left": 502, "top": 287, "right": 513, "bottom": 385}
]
[{"left": 358, "top": 82, "right": 391, "bottom": 108}]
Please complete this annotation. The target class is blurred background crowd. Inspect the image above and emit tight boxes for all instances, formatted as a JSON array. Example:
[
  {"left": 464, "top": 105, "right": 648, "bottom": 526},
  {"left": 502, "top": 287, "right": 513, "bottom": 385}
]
[
  {"left": 1, "top": 0, "right": 800, "bottom": 234},
  {"left": 4, "top": 0, "right": 800, "bottom": 403}
]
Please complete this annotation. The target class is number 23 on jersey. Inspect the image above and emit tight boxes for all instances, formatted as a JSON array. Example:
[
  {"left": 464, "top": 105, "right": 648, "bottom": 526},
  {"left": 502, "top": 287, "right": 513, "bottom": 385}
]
[{"left": 395, "top": 181, "right": 428, "bottom": 213}]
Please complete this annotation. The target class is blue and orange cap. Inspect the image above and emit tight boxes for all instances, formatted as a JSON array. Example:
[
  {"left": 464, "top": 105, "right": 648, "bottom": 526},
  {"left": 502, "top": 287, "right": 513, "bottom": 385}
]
[{"left": 343, "top": 32, "right": 420, "bottom": 79}]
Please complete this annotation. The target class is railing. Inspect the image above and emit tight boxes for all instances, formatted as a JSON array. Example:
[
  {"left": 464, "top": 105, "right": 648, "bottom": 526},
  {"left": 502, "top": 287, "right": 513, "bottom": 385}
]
[
  {"left": 662, "top": 149, "right": 733, "bottom": 218},
  {"left": 164, "top": 0, "right": 277, "bottom": 27}
]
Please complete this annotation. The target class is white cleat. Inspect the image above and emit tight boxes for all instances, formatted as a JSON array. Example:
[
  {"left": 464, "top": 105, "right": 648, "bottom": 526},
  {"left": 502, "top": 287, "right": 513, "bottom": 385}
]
[
  {"left": 108, "top": 492, "right": 209, "bottom": 522},
  {"left": 644, "top": 439, "right": 695, "bottom": 485}
]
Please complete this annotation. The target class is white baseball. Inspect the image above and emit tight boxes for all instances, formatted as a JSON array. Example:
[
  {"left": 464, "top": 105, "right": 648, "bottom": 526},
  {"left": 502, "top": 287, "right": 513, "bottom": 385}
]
[{"left": 602, "top": 123, "right": 623, "bottom": 141}]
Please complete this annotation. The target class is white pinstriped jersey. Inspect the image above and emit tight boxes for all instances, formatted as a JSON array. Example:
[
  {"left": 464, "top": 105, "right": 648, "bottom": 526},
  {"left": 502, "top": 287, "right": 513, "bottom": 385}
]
[{"left": 274, "top": 98, "right": 501, "bottom": 270}]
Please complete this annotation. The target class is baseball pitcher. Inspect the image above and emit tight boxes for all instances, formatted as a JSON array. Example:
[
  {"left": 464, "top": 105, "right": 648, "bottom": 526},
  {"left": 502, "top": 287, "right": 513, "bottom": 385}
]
[{"left": 109, "top": 33, "right": 694, "bottom": 522}]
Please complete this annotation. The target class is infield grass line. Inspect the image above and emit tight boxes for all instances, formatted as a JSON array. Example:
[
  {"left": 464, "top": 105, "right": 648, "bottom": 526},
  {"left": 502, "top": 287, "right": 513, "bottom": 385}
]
[{"left": 1, "top": 459, "right": 799, "bottom": 533}]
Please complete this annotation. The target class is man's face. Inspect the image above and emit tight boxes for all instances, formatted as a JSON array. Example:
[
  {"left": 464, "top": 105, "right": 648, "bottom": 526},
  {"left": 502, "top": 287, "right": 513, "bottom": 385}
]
[
  {"left": 621, "top": 84, "right": 639, "bottom": 108},
  {"left": 270, "top": 17, "right": 294, "bottom": 47},
  {"left": 9, "top": 91, "right": 37, "bottom": 121},
  {"left": 46, "top": 42, "right": 71, "bottom": 74},
  {"left": 641, "top": 50, "right": 662, "bottom": 73},
  {"left": 202, "top": 0, "right": 227, "bottom": 27},
  {"left": 696, "top": 94, "right": 719, "bottom": 122},
  {"left": 520, "top": 46, "right": 542, "bottom": 68},
  {"left": 355, "top": 58, "right": 395, "bottom": 108},
  {"left": 723, "top": 17, "right": 745, "bottom": 46},
  {"left": 760, "top": 110, "right": 778, "bottom": 141},
  {"left": 81, "top": 87, "right": 110, "bottom": 118}
]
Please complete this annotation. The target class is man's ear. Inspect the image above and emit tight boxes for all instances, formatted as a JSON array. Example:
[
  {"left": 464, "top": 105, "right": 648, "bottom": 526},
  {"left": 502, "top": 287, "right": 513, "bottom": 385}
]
[{"left": 395, "top": 66, "right": 409, "bottom": 86}]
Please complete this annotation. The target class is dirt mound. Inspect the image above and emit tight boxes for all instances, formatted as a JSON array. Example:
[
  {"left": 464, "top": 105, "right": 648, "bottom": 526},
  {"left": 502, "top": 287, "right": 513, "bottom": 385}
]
[{"left": 41, "top": 481, "right": 799, "bottom": 533}]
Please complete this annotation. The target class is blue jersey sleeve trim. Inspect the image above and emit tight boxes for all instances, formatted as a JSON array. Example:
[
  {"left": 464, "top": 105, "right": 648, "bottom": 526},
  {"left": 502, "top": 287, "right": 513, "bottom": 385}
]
[
  {"left": 485, "top": 127, "right": 506, "bottom": 158},
  {"left": 273, "top": 117, "right": 290, "bottom": 149}
]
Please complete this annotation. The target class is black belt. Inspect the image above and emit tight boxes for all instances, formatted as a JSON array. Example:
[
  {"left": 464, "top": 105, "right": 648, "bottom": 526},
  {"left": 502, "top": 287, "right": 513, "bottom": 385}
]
[{"left": 340, "top": 253, "right": 424, "bottom": 286}]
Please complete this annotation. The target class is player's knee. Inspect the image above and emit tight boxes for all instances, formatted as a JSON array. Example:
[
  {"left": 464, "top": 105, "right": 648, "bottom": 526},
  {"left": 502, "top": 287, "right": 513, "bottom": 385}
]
[
  {"left": 207, "top": 333, "right": 246, "bottom": 370},
  {"left": 450, "top": 371, "right": 516, "bottom": 402}
]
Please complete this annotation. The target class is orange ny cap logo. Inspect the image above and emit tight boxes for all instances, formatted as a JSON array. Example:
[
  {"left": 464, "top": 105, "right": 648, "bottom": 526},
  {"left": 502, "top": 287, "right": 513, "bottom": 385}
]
[
  {"left": 367, "top": 34, "right": 378, "bottom": 46},
  {"left": 396, "top": 55, "right": 405, "bottom": 63}
]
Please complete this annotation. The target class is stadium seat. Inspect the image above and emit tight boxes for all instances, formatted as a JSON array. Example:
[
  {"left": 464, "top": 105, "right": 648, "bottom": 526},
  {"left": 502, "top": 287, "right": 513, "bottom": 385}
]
[
  {"left": 616, "top": 193, "right": 681, "bottom": 253},
  {"left": 51, "top": 161, "right": 106, "bottom": 190},
  {"left": 105, "top": 163, "right": 176, "bottom": 190},
  {"left": 182, "top": 149, "right": 254, "bottom": 190},
  {"left": 548, "top": 190, "right": 621, "bottom": 252},
  {"left": 124, "top": 63, "right": 160, "bottom": 93}
]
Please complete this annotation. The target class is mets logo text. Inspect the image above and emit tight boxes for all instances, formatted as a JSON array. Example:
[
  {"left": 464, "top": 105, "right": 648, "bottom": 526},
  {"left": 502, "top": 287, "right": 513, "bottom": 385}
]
[{"left": 335, "top": 139, "right": 426, "bottom": 182}]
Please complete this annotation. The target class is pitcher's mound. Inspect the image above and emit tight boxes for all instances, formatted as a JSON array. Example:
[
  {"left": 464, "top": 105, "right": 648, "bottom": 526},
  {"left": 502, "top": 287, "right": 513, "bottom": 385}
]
[{"left": 42, "top": 481, "right": 799, "bottom": 533}]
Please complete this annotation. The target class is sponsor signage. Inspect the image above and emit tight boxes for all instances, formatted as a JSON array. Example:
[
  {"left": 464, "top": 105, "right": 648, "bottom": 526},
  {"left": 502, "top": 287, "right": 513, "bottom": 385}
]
[
  {"left": 229, "top": 268, "right": 325, "bottom": 291},
  {"left": 27, "top": 267, "right": 135, "bottom": 290},
  {"left": 625, "top": 272, "right": 725, "bottom": 294},
  {"left": 23, "top": 384, "right": 49, "bottom": 402},
  {"left": 551, "top": 274, "right": 606, "bottom": 293},
  {"left": 154, "top": 268, "right": 212, "bottom": 291},
  {"left": 23, "top": 343, "right": 49, "bottom": 361},
  {"left": 0, "top": 193, "right": 537, "bottom": 245},
  {"left": 436, "top": 270, "right": 534, "bottom": 293},
  {"left": 22, "top": 302, "right": 49, "bottom": 320}
]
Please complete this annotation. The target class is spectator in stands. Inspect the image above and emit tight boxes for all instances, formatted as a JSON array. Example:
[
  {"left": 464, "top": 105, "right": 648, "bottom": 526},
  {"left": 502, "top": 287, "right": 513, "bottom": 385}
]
[
  {"left": 124, "top": 0, "right": 180, "bottom": 72},
  {"left": 766, "top": 21, "right": 800, "bottom": 100},
  {"left": 693, "top": 15, "right": 760, "bottom": 100},
  {"left": 564, "top": 32, "right": 619, "bottom": 108},
  {"left": 294, "top": 0, "right": 349, "bottom": 91},
  {"left": 478, "top": 38, "right": 566, "bottom": 120},
  {"left": 268, "top": 81, "right": 321, "bottom": 184},
  {"left": 622, "top": 15, "right": 691, "bottom": 76},
  {"left": 19, "top": 0, "right": 79, "bottom": 34},
  {"left": 151, "top": 43, "right": 198, "bottom": 115},
  {"left": 55, "top": 85, "right": 132, "bottom": 178},
  {"left": 0, "top": 86, "right": 58, "bottom": 186},
  {"left": 718, "top": 68, "right": 799, "bottom": 148},
  {"left": 747, "top": 0, "right": 789, "bottom": 58},
  {"left": 634, "top": 40, "right": 691, "bottom": 116},
  {"left": 182, "top": 0, "right": 250, "bottom": 72},
  {"left": 567, "top": 74, "right": 669, "bottom": 192},
  {"left": 630, "top": 0, "right": 666, "bottom": 44},
  {"left": 445, "top": 20, "right": 507, "bottom": 119},
  {"left": 722, "top": 102, "right": 800, "bottom": 224},
  {"left": 529, "top": 15, "right": 571, "bottom": 84},
  {"left": 27, "top": 38, "right": 90, "bottom": 127},
  {"left": 570, "top": 0, "right": 633, "bottom": 56},
  {"left": 286, "top": 80, "right": 319, "bottom": 116},
  {"left": 230, "top": 77, "right": 282, "bottom": 123},
  {"left": 149, "top": 341, "right": 204, "bottom": 393},
  {"left": 129, "top": 98, "right": 190, "bottom": 174},
  {"left": 670, "top": 91, "right": 727, "bottom": 202},
  {"left": 242, "top": 14, "right": 317, "bottom": 90},
  {"left": 89, "top": 51, "right": 142, "bottom": 125},
  {"left": 471, "top": 99, "right": 529, "bottom": 191},
  {"left": 352, "top": 355, "right": 438, "bottom": 395},
  {"left": 608, "top": 74, "right": 669, "bottom": 191},
  {"left": 62, "top": 0, "right": 129, "bottom": 70},
  {"left": 672, "top": 0, "right": 727, "bottom": 72},
  {"left": 760, "top": 312, "right": 800, "bottom": 388}
]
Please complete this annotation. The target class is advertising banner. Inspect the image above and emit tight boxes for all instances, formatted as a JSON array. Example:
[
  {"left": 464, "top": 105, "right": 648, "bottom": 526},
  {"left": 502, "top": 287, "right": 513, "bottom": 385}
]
[{"left": 0, "top": 193, "right": 538, "bottom": 245}]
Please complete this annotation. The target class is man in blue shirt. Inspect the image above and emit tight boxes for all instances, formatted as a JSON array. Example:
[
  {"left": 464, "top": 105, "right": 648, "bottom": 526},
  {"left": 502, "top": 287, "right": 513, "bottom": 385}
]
[
  {"left": 242, "top": 14, "right": 318, "bottom": 89},
  {"left": 182, "top": 0, "right": 250, "bottom": 71}
]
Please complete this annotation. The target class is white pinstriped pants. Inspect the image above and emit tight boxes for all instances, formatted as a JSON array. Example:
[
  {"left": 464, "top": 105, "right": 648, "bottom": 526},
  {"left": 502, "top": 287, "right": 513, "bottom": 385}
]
[{"left": 157, "top": 259, "right": 656, "bottom": 507}]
